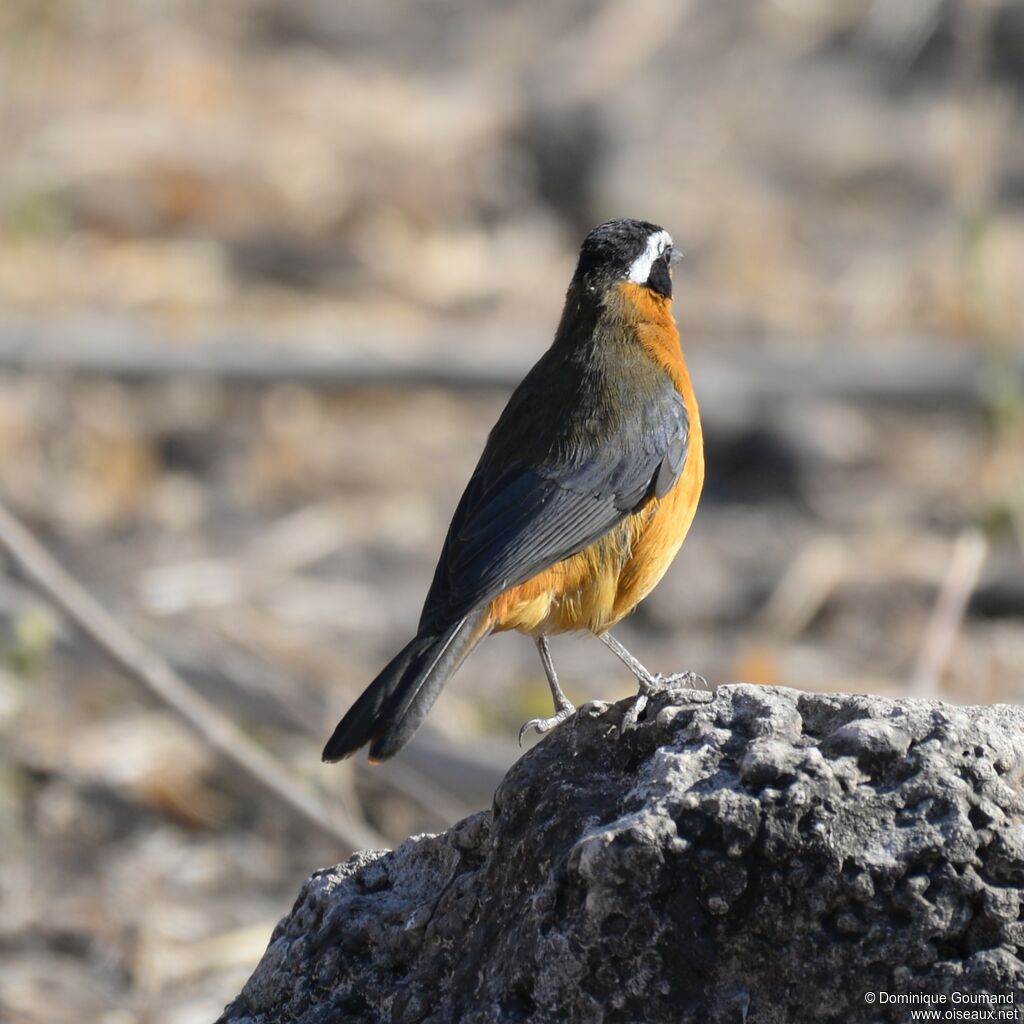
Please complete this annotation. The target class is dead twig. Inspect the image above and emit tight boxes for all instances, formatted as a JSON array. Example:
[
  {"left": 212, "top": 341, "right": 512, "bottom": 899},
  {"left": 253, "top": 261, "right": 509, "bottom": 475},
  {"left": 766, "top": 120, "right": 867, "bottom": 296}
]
[
  {"left": 909, "top": 529, "right": 989, "bottom": 697},
  {"left": 753, "top": 536, "right": 849, "bottom": 640},
  {"left": 0, "top": 497, "right": 385, "bottom": 852}
]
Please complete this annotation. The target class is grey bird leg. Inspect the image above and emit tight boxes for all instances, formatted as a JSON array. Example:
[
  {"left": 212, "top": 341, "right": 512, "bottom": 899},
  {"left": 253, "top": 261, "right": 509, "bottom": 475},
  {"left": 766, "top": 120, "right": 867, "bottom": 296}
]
[
  {"left": 598, "top": 632, "right": 707, "bottom": 730},
  {"left": 519, "top": 636, "right": 576, "bottom": 745}
]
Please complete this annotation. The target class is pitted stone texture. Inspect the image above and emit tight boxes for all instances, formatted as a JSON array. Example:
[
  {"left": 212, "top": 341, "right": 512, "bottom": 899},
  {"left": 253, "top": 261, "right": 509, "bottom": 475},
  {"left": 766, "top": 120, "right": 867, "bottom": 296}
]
[{"left": 219, "top": 685, "right": 1024, "bottom": 1024}]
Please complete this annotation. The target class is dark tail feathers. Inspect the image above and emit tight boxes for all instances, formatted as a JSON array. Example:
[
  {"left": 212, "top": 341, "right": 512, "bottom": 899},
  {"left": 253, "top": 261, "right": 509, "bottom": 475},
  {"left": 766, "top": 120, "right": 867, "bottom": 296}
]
[{"left": 322, "top": 609, "right": 488, "bottom": 763}]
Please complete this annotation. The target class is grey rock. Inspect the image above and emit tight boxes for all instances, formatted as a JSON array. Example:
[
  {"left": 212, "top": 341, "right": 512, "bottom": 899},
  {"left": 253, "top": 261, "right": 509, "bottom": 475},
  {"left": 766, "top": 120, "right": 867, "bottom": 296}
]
[{"left": 219, "top": 684, "right": 1024, "bottom": 1024}]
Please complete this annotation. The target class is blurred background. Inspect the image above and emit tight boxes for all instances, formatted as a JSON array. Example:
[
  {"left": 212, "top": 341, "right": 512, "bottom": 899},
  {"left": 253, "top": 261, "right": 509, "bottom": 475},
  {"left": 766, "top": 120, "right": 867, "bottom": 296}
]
[{"left": 0, "top": 0, "right": 1022, "bottom": 1020}]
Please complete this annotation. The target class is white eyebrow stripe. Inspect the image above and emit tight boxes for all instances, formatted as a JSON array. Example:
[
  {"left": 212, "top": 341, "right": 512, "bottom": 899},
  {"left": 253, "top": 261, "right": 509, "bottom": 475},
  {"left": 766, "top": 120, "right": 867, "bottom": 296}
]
[{"left": 626, "top": 230, "right": 672, "bottom": 284}]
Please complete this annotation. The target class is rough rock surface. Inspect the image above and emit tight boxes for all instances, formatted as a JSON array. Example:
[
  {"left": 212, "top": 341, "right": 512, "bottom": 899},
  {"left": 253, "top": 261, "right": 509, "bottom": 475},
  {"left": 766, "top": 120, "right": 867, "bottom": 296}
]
[{"left": 219, "top": 685, "right": 1024, "bottom": 1023}]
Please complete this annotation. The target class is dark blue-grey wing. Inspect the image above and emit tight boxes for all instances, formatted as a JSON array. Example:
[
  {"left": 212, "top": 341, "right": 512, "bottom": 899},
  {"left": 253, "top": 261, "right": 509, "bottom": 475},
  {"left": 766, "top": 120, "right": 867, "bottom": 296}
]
[{"left": 419, "top": 383, "right": 689, "bottom": 633}]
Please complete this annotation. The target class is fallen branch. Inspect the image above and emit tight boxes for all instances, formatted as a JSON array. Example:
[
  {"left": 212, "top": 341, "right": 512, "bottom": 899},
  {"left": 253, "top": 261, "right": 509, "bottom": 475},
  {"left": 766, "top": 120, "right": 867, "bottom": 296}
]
[
  {"left": 909, "top": 528, "right": 989, "bottom": 696},
  {"left": 0, "top": 313, "right": 1012, "bottom": 408},
  {"left": 0, "top": 497, "right": 385, "bottom": 852}
]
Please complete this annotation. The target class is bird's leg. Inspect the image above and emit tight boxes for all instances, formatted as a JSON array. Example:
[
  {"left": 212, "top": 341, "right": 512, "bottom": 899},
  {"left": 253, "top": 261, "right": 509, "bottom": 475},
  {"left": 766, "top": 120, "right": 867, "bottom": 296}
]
[
  {"left": 599, "top": 632, "right": 707, "bottom": 691},
  {"left": 598, "top": 632, "right": 707, "bottom": 728},
  {"left": 519, "top": 636, "right": 576, "bottom": 745}
]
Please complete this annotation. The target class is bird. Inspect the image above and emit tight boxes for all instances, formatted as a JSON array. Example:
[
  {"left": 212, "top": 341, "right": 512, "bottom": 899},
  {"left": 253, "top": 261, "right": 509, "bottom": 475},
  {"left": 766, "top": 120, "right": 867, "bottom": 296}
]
[{"left": 323, "top": 218, "right": 704, "bottom": 763}]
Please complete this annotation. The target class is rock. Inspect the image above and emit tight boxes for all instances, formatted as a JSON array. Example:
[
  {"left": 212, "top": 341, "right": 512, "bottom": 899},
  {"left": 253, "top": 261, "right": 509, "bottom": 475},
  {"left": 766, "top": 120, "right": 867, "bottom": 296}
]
[{"left": 219, "top": 684, "right": 1024, "bottom": 1023}]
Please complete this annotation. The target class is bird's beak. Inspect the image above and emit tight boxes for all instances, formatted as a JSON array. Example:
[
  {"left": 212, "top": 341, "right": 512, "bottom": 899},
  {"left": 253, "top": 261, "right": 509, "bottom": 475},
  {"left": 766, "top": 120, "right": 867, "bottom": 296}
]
[{"left": 669, "top": 247, "right": 684, "bottom": 264}]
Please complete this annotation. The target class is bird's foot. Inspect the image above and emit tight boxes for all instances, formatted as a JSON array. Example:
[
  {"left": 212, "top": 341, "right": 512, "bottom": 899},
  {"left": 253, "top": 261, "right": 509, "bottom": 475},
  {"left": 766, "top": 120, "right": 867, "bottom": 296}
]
[
  {"left": 622, "top": 670, "right": 709, "bottom": 732},
  {"left": 518, "top": 703, "right": 576, "bottom": 746},
  {"left": 637, "top": 669, "right": 709, "bottom": 695}
]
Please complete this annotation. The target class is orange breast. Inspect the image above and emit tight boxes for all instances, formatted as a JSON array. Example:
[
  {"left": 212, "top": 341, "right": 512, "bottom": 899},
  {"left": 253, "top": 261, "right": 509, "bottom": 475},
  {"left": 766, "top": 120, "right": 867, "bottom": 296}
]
[{"left": 488, "top": 283, "right": 704, "bottom": 638}]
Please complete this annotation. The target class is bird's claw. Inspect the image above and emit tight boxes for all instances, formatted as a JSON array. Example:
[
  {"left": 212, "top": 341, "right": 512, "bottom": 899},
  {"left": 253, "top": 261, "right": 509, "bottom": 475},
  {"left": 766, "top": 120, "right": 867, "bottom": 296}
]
[
  {"left": 621, "top": 692, "right": 649, "bottom": 732},
  {"left": 669, "top": 669, "right": 709, "bottom": 689},
  {"left": 518, "top": 705, "right": 575, "bottom": 746}
]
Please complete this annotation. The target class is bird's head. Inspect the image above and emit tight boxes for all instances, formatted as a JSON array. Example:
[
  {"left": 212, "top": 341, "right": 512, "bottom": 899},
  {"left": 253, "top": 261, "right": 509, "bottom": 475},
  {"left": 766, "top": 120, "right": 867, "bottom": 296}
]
[{"left": 572, "top": 218, "right": 682, "bottom": 300}]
